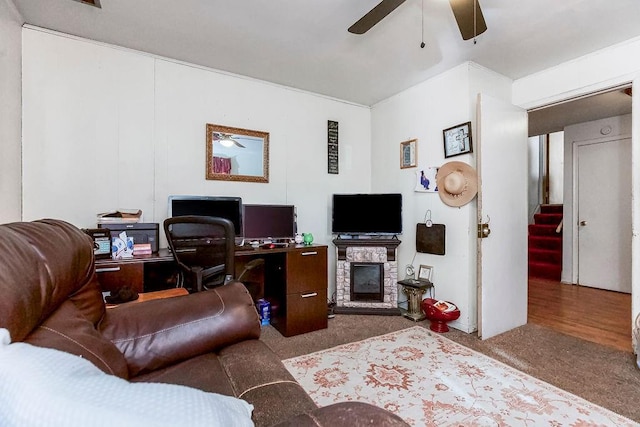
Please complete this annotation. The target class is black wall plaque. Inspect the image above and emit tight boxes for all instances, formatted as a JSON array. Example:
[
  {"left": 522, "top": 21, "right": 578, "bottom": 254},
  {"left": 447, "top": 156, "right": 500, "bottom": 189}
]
[{"left": 328, "top": 120, "right": 339, "bottom": 174}]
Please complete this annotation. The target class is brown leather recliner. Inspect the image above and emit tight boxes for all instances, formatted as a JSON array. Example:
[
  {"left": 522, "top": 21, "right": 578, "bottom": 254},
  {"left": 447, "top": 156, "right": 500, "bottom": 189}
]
[{"left": 0, "top": 219, "right": 408, "bottom": 426}]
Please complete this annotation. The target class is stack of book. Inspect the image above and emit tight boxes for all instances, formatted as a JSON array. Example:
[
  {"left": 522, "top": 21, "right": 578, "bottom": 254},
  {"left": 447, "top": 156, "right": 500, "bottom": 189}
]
[
  {"left": 97, "top": 209, "right": 143, "bottom": 225},
  {"left": 133, "top": 243, "right": 152, "bottom": 256}
]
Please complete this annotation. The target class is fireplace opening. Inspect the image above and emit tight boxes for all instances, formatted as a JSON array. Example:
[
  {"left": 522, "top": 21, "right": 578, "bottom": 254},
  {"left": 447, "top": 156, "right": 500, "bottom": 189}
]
[{"left": 350, "top": 263, "right": 383, "bottom": 302}]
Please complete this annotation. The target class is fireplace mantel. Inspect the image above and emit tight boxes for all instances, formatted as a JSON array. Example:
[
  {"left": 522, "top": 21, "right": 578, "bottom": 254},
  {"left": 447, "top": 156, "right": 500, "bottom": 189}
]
[{"left": 333, "top": 238, "right": 401, "bottom": 262}]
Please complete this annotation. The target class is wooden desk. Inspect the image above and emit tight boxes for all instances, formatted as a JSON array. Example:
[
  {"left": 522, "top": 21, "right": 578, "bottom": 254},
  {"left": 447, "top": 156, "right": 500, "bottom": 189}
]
[
  {"left": 236, "top": 245, "right": 328, "bottom": 337},
  {"left": 96, "top": 245, "right": 328, "bottom": 337},
  {"left": 95, "top": 249, "right": 175, "bottom": 294}
]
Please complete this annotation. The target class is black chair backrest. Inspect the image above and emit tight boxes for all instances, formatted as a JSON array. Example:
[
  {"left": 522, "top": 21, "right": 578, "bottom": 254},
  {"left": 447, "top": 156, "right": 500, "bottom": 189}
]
[{"left": 163, "top": 216, "right": 235, "bottom": 292}]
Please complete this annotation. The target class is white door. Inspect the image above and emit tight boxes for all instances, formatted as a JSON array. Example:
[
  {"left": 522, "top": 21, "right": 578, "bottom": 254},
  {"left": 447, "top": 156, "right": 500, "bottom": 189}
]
[
  {"left": 576, "top": 137, "right": 632, "bottom": 292},
  {"left": 477, "top": 94, "right": 529, "bottom": 339}
]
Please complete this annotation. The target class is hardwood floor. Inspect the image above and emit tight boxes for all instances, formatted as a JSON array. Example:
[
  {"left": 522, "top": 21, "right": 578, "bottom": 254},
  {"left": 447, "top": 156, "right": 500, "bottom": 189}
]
[{"left": 528, "top": 277, "right": 633, "bottom": 352}]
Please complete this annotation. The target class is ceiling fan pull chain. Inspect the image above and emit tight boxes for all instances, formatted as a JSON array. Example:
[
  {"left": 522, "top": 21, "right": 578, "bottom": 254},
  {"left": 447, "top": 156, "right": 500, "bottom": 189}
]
[
  {"left": 420, "top": 0, "right": 425, "bottom": 48},
  {"left": 473, "top": 0, "right": 477, "bottom": 44}
]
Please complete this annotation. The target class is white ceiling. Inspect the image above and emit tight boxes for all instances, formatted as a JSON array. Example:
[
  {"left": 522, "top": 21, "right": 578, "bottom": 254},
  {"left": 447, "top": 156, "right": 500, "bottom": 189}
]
[
  {"left": 10, "top": 0, "right": 640, "bottom": 108},
  {"left": 528, "top": 87, "right": 633, "bottom": 137}
]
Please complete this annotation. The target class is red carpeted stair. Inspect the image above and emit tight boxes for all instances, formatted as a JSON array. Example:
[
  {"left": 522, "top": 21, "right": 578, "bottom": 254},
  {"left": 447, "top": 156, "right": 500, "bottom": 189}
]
[{"left": 528, "top": 204, "right": 563, "bottom": 280}]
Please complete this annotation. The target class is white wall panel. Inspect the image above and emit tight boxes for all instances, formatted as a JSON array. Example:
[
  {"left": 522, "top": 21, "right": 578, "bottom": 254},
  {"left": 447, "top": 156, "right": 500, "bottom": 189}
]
[
  {"left": 152, "top": 59, "right": 371, "bottom": 295},
  {"left": 372, "top": 64, "right": 475, "bottom": 331},
  {"left": 513, "top": 37, "right": 640, "bottom": 109},
  {"left": 371, "top": 62, "right": 513, "bottom": 333},
  {"left": 0, "top": 0, "right": 22, "bottom": 223},
  {"left": 22, "top": 29, "right": 155, "bottom": 226}
]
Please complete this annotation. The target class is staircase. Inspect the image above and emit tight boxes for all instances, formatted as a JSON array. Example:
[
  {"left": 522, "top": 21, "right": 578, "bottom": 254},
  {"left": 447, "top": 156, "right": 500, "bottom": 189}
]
[{"left": 528, "top": 204, "right": 563, "bottom": 280}]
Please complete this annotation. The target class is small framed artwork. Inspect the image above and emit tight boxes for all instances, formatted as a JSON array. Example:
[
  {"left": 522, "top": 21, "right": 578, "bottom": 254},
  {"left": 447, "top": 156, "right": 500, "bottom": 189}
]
[
  {"left": 400, "top": 139, "right": 417, "bottom": 169},
  {"left": 443, "top": 121, "right": 473, "bottom": 158},
  {"left": 418, "top": 264, "right": 433, "bottom": 282},
  {"left": 415, "top": 166, "right": 439, "bottom": 193}
]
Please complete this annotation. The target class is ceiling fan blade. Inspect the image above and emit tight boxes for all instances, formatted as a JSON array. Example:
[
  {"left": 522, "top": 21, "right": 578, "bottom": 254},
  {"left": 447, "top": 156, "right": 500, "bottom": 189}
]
[
  {"left": 449, "top": 0, "right": 487, "bottom": 40},
  {"left": 348, "top": 0, "right": 407, "bottom": 34}
]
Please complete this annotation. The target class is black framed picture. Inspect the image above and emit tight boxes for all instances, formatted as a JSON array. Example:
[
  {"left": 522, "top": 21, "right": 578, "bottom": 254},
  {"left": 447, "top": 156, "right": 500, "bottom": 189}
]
[{"left": 443, "top": 121, "right": 473, "bottom": 158}]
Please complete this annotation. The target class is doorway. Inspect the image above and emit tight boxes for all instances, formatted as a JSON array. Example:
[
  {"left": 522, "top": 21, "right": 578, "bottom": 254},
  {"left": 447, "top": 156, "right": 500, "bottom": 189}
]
[{"left": 527, "top": 85, "right": 633, "bottom": 351}]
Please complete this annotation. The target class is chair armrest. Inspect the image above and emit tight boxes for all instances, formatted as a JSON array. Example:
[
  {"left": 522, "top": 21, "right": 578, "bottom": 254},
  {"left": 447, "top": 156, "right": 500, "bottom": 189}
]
[{"left": 99, "top": 281, "right": 260, "bottom": 377}]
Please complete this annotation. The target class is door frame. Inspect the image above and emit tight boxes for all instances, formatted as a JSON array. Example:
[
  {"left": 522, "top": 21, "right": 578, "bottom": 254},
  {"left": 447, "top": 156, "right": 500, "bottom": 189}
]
[{"left": 522, "top": 76, "right": 638, "bottom": 349}]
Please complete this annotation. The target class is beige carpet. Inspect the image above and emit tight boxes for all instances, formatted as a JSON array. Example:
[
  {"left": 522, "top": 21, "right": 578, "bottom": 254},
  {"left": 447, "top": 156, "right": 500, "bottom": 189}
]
[
  {"left": 282, "top": 326, "right": 635, "bottom": 426},
  {"left": 259, "top": 315, "right": 640, "bottom": 423}
]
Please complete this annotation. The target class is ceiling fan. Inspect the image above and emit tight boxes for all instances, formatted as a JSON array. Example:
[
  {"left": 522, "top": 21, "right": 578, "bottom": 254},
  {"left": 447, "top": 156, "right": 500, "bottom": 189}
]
[
  {"left": 348, "top": 0, "right": 487, "bottom": 41},
  {"left": 212, "top": 133, "right": 246, "bottom": 148}
]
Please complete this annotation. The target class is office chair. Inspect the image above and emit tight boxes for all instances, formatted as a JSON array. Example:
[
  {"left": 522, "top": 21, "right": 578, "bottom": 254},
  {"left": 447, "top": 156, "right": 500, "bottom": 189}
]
[{"left": 163, "top": 216, "right": 236, "bottom": 292}]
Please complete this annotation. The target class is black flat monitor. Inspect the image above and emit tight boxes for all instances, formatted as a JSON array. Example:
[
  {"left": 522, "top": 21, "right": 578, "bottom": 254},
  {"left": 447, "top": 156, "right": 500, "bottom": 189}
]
[
  {"left": 243, "top": 204, "right": 296, "bottom": 241},
  {"left": 168, "top": 195, "right": 243, "bottom": 238},
  {"left": 332, "top": 193, "right": 402, "bottom": 236}
]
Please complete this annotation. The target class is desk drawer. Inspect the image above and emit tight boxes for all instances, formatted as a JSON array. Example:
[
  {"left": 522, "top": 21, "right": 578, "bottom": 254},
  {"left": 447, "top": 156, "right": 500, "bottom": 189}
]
[
  {"left": 280, "top": 288, "right": 327, "bottom": 337},
  {"left": 286, "top": 247, "right": 327, "bottom": 294},
  {"left": 95, "top": 262, "right": 144, "bottom": 293}
]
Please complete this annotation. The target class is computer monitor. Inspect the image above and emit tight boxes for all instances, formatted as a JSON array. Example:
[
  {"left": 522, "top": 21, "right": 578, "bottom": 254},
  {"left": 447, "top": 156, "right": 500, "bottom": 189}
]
[
  {"left": 243, "top": 204, "right": 296, "bottom": 242},
  {"left": 168, "top": 195, "right": 243, "bottom": 243}
]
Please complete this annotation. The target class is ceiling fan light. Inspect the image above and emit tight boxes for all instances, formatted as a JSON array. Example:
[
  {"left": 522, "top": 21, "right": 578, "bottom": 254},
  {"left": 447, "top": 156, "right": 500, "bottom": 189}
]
[{"left": 219, "top": 137, "right": 236, "bottom": 147}]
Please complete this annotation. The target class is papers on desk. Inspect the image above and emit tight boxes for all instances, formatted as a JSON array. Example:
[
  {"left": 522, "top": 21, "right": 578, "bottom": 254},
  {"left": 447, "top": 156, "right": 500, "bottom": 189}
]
[{"left": 97, "top": 209, "right": 143, "bottom": 224}]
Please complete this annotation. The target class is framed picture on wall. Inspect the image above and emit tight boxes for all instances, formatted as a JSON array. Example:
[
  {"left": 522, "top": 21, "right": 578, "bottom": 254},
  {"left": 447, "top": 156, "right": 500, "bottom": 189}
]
[
  {"left": 400, "top": 139, "right": 417, "bottom": 169},
  {"left": 443, "top": 122, "right": 473, "bottom": 158}
]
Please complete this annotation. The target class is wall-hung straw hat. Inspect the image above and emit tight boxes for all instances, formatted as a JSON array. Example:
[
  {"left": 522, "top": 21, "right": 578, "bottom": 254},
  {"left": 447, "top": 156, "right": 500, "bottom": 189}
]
[{"left": 436, "top": 161, "right": 478, "bottom": 207}]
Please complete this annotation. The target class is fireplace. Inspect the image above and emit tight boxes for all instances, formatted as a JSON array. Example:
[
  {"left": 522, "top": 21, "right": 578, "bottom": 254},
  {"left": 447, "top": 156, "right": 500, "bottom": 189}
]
[
  {"left": 333, "top": 239, "right": 401, "bottom": 315},
  {"left": 350, "top": 263, "right": 383, "bottom": 301}
]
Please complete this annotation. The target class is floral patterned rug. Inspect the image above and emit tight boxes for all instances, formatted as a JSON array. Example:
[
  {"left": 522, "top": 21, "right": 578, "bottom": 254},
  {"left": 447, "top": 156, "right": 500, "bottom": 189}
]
[{"left": 283, "top": 326, "right": 635, "bottom": 426}]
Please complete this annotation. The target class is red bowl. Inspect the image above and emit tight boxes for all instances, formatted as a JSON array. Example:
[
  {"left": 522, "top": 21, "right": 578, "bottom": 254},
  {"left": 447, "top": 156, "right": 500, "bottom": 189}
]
[{"left": 421, "top": 298, "right": 460, "bottom": 332}]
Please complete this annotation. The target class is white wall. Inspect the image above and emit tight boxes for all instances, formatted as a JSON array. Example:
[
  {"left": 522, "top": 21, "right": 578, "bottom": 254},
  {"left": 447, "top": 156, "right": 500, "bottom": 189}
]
[
  {"left": 513, "top": 36, "right": 640, "bottom": 109},
  {"left": 466, "top": 65, "right": 515, "bottom": 333},
  {"left": 371, "top": 64, "right": 472, "bottom": 330},
  {"left": 21, "top": 27, "right": 372, "bottom": 299},
  {"left": 370, "top": 62, "right": 512, "bottom": 333},
  {"left": 527, "top": 136, "right": 541, "bottom": 222},
  {"left": 548, "top": 132, "right": 564, "bottom": 204},
  {"left": 22, "top": 29, "right": 156, "bottom": 227},
  {"left": 0, "top": 0, "right": 23, "bottom": 223}
]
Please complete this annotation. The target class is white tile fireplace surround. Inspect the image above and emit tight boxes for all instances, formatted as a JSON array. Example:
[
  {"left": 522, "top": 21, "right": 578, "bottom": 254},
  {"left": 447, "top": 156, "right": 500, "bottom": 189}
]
[{"left": 333, "top": 239, "right": 401, "bottom": 315}]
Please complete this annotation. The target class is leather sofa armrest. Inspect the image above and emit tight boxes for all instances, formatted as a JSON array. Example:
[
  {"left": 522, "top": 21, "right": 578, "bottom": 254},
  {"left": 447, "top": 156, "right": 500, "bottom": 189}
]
[
  {"left": 272, "top": 402, "right": 410, "bottom": 426},
  {"left": 99, "top": 281, "right": 260, "bottom": 377}
]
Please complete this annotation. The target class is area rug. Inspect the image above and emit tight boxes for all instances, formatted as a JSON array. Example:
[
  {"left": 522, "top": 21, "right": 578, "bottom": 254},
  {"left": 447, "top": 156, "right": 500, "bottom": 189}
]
[{"left": 283, "top": 326, "right": 636, "bottom": 426}]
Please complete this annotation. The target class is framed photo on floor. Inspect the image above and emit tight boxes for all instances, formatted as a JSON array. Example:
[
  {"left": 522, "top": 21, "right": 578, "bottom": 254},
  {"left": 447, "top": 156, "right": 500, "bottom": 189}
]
[{"left": 443, "top": 122, "right": 472, "bottom": 158}]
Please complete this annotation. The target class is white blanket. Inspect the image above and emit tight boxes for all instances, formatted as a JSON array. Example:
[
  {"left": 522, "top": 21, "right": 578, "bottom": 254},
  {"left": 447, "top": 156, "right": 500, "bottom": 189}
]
[{"left": 0, "top": 328, "right": 253, "bottom": 427}]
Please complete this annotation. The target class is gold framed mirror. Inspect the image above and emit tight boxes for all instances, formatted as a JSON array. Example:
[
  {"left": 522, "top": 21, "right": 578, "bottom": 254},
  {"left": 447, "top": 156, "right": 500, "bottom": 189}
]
[{"left": 206, "top": 123, "right": 269, "bottom": 183}]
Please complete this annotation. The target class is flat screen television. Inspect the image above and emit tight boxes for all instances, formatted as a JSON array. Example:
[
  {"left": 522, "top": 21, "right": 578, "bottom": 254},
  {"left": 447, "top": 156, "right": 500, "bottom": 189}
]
[
  {"left": 332, "top": 193, "right": 402, "bottom": 236},
  {"left": 168, "top": 195, "right": 243, "bottom": 237},
  {"left": 243, "top": 204, "right": 296, "bottom": 241}
]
